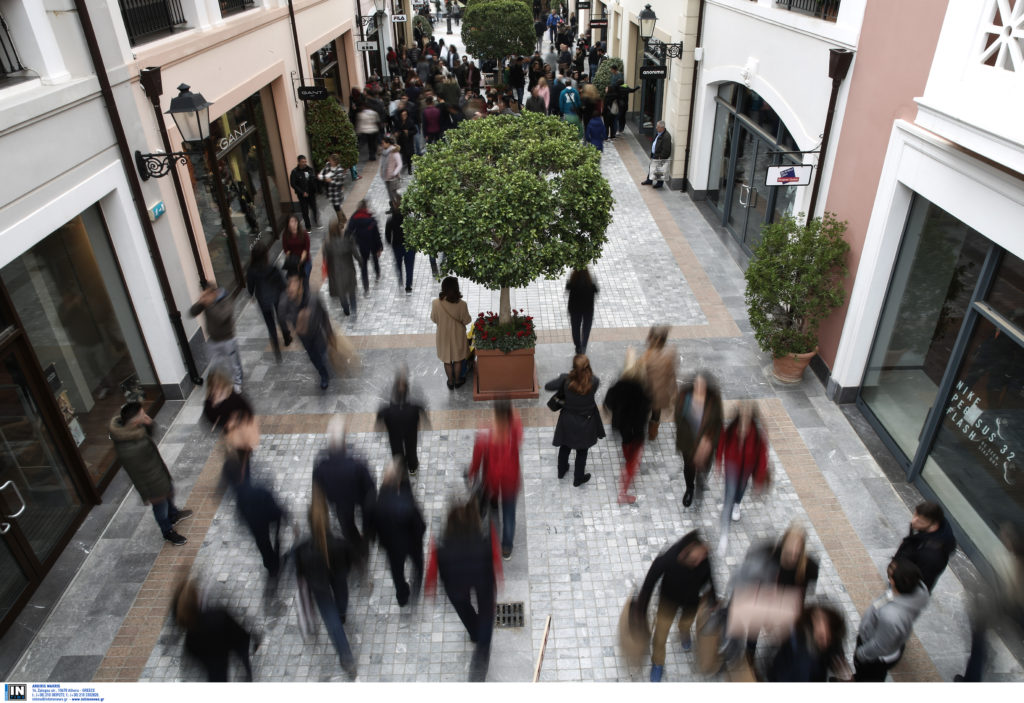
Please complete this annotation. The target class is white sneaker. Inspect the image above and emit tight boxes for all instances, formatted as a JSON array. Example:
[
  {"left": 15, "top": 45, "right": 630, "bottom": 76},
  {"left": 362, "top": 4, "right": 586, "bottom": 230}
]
[
  {"left": 731, "top": 504, "right": 741, "bottom": 522},
  {"left": 717, "top": 535, "right": 728, "bottom": 554}
]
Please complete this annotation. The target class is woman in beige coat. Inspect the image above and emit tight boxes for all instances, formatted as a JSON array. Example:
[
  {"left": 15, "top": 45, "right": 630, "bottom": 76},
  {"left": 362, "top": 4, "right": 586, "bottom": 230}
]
[
  {"left": 642, "top": 325, "right": 678, "bottom": 440},
  {"left": 430, "top": 276, "right": 472, "bottom": 389}
]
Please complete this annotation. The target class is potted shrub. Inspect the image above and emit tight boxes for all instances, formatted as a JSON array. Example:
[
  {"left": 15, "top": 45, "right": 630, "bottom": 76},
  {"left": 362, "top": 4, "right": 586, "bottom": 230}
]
[
  {"left": 402, "top": 111, "right": 613, "bottom": 399},
  {"left": 744, "top": 212, "right": 850, "bottom": 382},
  {"left": 462, "top": 0, "right": 534, "bottom": 72},
  {"left": 306, "top": 98, "right": 359, "bottom": 177}
]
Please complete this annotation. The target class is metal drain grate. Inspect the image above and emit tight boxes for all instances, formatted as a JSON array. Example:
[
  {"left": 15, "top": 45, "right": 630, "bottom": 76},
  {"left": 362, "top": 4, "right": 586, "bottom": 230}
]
[{"left": 495, "top": 602, "right": 525, "bottom": 628}]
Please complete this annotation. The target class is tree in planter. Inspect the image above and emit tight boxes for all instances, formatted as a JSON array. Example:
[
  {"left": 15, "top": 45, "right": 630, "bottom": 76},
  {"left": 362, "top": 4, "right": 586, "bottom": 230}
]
[
  {"left": 593, "top": 57, "right": 624, "bottom": 99},
  {"left": 413, "top": 13, "right": 434, "bottom": 40},
  {"left": 305, "top": 99, "right": 359, "bottom": 173},
  {"left": 744, "top": 212, "right": 850, "bottom": 359},
  {"left": 401, "top": 111, "right": 613, "bottom": 330},
  {"left": 462, "top": 0, "right": 535, "bottom": 68}
]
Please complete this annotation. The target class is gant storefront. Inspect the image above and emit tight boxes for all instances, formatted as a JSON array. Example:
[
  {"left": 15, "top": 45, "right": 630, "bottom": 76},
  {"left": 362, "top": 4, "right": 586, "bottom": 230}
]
[{"left": 832, "top": 121, "right": 1024, "bottom": 564}]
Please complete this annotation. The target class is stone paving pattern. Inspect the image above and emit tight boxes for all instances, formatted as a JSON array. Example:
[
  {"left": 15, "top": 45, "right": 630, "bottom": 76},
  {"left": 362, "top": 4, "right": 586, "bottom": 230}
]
[{"left": 6, "top": 122, "right": 1023, "bottom": 684}]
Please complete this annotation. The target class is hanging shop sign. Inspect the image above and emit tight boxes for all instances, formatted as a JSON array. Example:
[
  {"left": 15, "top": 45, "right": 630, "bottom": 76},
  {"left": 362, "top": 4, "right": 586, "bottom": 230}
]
[
  {"left": 590, "top": 18, "right": 608, "bottom": 28},
  {"left": 578, "top": 1, "right": 591, "bottom": 9},
  {"left": 765, "top": 164, "right": 813, "bottom": 186},
  {"left": 356, "top": 41, "right": 377, "bottom": 51},
  {"left": 639, "top": 65, "right": 668, "bottom": 80},
  {"left": 297, "top": 86, "right": 329, "bottom": 101}
]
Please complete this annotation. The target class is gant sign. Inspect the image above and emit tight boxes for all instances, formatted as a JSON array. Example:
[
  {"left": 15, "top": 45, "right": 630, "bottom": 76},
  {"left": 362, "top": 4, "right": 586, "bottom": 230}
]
[{"left": 218, "top": 121, "right": 251, "bottom": 152}]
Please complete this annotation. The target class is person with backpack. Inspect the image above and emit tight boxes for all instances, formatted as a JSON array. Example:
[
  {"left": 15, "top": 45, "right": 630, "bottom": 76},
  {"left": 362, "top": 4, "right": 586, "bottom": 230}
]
[{"left": 559, "top": 75, "right": 583, "bottom": 138}]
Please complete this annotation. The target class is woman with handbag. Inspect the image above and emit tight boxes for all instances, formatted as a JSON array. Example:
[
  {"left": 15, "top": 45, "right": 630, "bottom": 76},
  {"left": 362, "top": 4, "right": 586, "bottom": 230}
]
[
  {"left": 430, "top": 276, "right": 472, "bottom": 389},
  {"left": 545, "top": 354, "right": 605, "bottom": 487}
]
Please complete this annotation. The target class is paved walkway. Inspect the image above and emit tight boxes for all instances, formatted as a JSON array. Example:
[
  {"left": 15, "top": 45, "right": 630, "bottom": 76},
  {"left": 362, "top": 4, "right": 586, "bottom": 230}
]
[{"left": 5, "top": 128, "right": 1021, "bottom": 683}]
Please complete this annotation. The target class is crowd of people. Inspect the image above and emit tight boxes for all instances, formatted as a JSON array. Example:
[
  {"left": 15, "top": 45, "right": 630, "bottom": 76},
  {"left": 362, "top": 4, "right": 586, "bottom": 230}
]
[{"left": 101, "top": 8, "right": 1022, "bottom": 687}]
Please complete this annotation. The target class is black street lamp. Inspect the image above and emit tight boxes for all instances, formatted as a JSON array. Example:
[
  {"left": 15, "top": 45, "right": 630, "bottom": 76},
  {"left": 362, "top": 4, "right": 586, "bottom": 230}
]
[
  {"left": 135, "top": 82, "right": 212, "bottom": 181},
  {"left": 638, "top": 4, "right": 684, "bottom": 60}
]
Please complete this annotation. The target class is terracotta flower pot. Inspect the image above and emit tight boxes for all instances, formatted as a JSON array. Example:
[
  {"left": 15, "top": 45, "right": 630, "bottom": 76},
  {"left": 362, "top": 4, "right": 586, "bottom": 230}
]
[
  {"left": 772, "top": 349, "right": 817, "bottom": 383},
  {"left": 473, "top": 347, "right": 539, "bottom": 400}
]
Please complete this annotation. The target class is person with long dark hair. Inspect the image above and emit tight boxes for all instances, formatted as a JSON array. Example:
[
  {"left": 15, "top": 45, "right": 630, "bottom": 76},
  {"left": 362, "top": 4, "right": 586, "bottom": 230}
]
[
  {"left": 766, "top": 603, "right": 847, "bottom": 682},
  {"left": 430, "top": 276, "right": 472, "bottom": 389},
  {"left": 545, "top": 354, "right": 605, "bottom": 487},
  {"left": 604, "top": 349, "right": 651, "bottom": 504},
  {"left": 280, "top": 213, "right": 311, "bottom": 293},
  {"left": 674, "top": 371, "right": 724, "bottom": 508},
  {"left": 294, "top": 484, "right": 358, "bottom": 679},
  {"left": 246, "top": 242, "right": 290, "bottom": 362},
  {"left": 715, "top": 402, "right": 769, "bottom": 554},
  {"left": 324, "top": 213, "right": 359, "bottom": 317}
]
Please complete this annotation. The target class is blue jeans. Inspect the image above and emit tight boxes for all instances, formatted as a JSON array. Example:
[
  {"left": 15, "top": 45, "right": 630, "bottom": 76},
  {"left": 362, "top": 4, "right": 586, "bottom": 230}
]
[
  {"left": 152, "top": 498, "right": 182, "bottom": 534},
  {"left": 501, "top": 496, "right": 516, "bottom": 550},
  {"left": 312, "top": 588, "right": 355, "bottom": 669},
  {"left": 720, "top": 473, "right": 749, "bottom": 538},
  {"left": 207, "top": 337, "right": 243, "bottom": 389}
]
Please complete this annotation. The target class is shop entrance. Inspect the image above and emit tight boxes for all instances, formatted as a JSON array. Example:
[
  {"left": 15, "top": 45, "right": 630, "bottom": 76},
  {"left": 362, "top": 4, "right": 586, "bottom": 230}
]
[{"left": 706, "top": 82, "right": 801, "bottom": 253}]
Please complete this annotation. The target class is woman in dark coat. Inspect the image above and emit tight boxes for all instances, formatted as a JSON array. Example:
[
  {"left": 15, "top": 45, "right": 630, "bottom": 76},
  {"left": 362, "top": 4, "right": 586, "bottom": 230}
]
[
  {"left": 280, "top": 214, "right": 311, "bottom": 292},
  {"left": 394, "top": 108, "right": 417, "bottom": 175},
  {"left": 245, "top": 242, "right": 290, "bottom": 360},
  {"left": 344, "top": 200, "right": 383, "bottom": 294},
  {"left": 294, "top": 484, "right": 358, "bottom": 679},
  {"left": 545, "top": 353, "right": 605, "bottom": 487},
  {"left": 324, "top": 214, "right": 359, "bottom": 316},
  {"left": 376, "top": 371, "right": 428, "bottom": 474},
  {"left": 674, "top": 371, "right": 724, "bottom": 508},
  {"left": 373, "top": 460, "right": 427, "bottom": 607},
  {"left": 565, "top": 268, "right": 598, "bottom": 355},
  {"left": 604, "top": 349, "right": 651, "bottom": 504}
]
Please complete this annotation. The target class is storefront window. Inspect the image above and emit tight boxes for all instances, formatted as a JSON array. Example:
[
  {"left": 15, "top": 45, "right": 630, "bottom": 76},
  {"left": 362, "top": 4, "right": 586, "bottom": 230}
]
[
  {"left": 859, "top": 196, "right": 987, "bottom": 461},
  {"left": 312, "top": 41, "right": 342, "bottom": 101},
  {"left": 0, "top": 206, "right": 160, "bottom": 487},
  {"left": 707, "top": 102, "right": 733, "bottom": 210},
  {"left": 987, "top": 252, "right": 1024, "bottom": 330},
  {"left": 921, "top": 314, "right": 1024, "bottom": 556}
]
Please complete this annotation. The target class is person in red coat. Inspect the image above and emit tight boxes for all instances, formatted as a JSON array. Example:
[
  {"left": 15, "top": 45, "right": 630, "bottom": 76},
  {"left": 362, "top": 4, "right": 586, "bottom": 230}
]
[
  {"left": 468, "top": 400, "right": 523, "bottom": 560},
  {"left": 715, "top": 402, "right": 769, "bottom": 554}
]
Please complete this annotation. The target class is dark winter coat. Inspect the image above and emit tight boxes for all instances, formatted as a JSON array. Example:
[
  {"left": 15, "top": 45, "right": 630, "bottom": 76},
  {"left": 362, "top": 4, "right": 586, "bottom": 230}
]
[
  {"left": 235, "top": 479, "right": 284, "bottom": 535},
  {"left": 893, "top": 519, "right": 956, "bottom": 592},
  {"left": 377, "top": 398, "right": 426, "bottom": 455},
  {"left": 246, "top": 263, "right": 286, "bottom": 311},
  {"left": 312, "top": 447, "right": 377, "bottom": 527},
  {"left": 674, "top": 382, "right": 724, "bottom": 465},
  {"left": 637, "top": 531, "right": 716, "bottom": 613},
  {"left": 584, "top": 116, "right": 604, "bottom": 151},
  {"left": 202, "top": 391, "right": 252, "bottom": 432},
  {"left": 767, "top": 627, "right": 834, "bottom": 682},
  {"left": 345, "top": 210, "right": 383, "bottom": 258},
  {"left": 109, "top": 416, "right": 172, "bottom": 503},
  {"left": 373, "top": 481, "right": 426, "bottom": 556},
  {"left": 295, "top": 533, "right": 353, "bottom": 603},
  {"left": 324, "top": 228, "right": 359, "bottom": 301},
  {"left": 435, "top": 533, "right": 495, "bottom": 601},
  {"left": 385, "top": 210, "right": 410, "bottom": 253},
  {"left": 189, "top": 289, "right": 234, "bottom": 341},
  {"left": 603, "top": 377, "right": 651, "bottom": 445},
  {"left": 651, "top": 128, "right": 672, "bottom": 160},
  {"left": 545, "top": 374, "right": 606, "bottom": 449},
  {"left": 566, "top": 274, "right": 598, "bottom": 315}
]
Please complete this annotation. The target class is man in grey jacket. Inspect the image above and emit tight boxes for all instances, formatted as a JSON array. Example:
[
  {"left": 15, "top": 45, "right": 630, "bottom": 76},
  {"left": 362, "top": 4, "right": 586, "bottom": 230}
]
[
  {"left": 853, "top": 559, "right": 930, "bottom": 681},
  {"left": 190, "top": 281, "right": 242, "bottom": 392}
]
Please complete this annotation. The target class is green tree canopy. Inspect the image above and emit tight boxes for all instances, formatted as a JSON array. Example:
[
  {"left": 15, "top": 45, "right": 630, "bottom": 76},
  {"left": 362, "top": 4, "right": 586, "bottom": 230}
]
[
  {"left": 306, "top": 98, "right": 359, "bottom": 171},
  {"left": 462, "top": 0, "right": 535, "bottom": 63},
  {"left": 413, "top": 13, "right": 433, "bottom": 39},
  {"left": 402, "top": 111, "right": 613, "bottom": 323},
  {"left": 593, "top": 56, "right": 624, "bottom": 99}
]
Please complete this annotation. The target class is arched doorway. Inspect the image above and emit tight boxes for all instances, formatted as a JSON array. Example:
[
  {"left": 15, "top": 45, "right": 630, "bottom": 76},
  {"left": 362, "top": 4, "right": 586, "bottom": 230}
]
[{"left": 706, "top": 82, "right": 803, "bottom": 252}]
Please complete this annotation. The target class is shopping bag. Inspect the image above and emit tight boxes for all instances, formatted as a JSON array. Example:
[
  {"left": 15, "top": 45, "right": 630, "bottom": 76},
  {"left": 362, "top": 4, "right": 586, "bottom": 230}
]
[
  {"left": 649, "top": 158, "right": 670, "bottom": 182},
  {"left": 296, "top": 574, "right": 317, "bottom": 641},
  {"left": 327, "top": 331, "right": 359, "bottom": 373},
  {"left": 617, "top": 595, "right": 650, "bottom": 667},
  {"left": 694, "top": 596, "right": 726, "bottom": 675}
]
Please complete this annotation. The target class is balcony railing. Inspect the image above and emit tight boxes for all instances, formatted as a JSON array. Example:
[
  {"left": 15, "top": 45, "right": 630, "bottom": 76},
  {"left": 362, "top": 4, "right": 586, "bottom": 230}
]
[
  {"left": 119, "top": 0, "right": 188, "bottom": 47},
  {"left": 220, "top": 0, "right": 256, "bottom": 18},
  {"left": 774, "top": 0, "right": 841, "bottom": 22},
  {"left": 1, "top": 11, "right": 25, "bottom": 77}
]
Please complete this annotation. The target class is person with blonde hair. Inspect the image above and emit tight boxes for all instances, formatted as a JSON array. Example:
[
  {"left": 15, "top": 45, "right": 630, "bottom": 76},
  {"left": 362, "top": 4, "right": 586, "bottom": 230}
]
[
  {"left": 603, "top": 348, "right": 651, "bottom": 503},
  {"left": 641, "top": 325, "right": 677, "bottom": 440},
  {"left": 294, "top": 483, "right": 358, "bottom": 678},
  {"left": 545, "top": 354, "right": 606, "bottom": 487}
]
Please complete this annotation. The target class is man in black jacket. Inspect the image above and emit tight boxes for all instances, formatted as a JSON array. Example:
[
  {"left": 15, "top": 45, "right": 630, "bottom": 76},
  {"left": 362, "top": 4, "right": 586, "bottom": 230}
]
[
  {"left": 290, "top": 155, "right": 318, "bottom": 230},
  {"left": 312, "top": 417, "right": 377, "bottom": 566},
  {"left": 641, "top": 121, "right": 673, "bottom": 189},
  {"left": 634, "top": 531, "right": 716, "bottom": 682},
  {"left": 892, "top": 501, "right": 956, "bottom": 592},
  {"left": 373, "top": 460, "right": 426, "bottom": 607}
]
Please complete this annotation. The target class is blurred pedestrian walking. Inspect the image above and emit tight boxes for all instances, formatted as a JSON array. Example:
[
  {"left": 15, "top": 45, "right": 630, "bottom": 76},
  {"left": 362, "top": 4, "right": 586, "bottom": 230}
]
[
  {"left": 766, "top": 603, "right": 848, "bottom": 682},
  {"left": 312, "top": 417, "right": 377, "bottom": 568},
  {"left": 324, "top": 213, "right": 359, "bottom": 317},
  {"left": 603, "top": 349, "right": 651, "bottom": 504},
  {"left": 425, "top": 500, "right": 501, "bottom": 681},
  {"left": 565, "top": 267, "right": 597, "bottom": 355},
  {"left": 294, "top": 484, "right": 359, "bottom": 679},
  {"left": 346, "top": 200, "right": 383, "bottom": 295},
  {"left": 430, "top": 276, "right": 472, "bottom": 389},
  {"left": 674, "top": 371, "right": 723, "bottom": 508},
  {"left": 374, "top": 460, "right": 427, "bottom": 607},
  {"left": 468, "top": 400, "right": 523, "bottom": 559},
  {"left": 376, "top": 370, "right": 428, "bottom": 475},
  {"left": 173, "top": 578, "right": 257, "bottom": 681},
  {"left": 246, "top": 242, "right": 290, "bottom": 362},
  {"left": 190, "top": 280, "right": 243, "bottom": 392},
  {"left": 202, "top": 367, "right": 253, "bottom": 433},
  {"left": 715, "top": 402, "right": 769, "bottom": 554},
  {"left": 278, "top": 273, "right": 333, "bottom": 390},
  {"left": 641, "top": 325, "right": 677, "bottom": 441},
  {"left": 545, "top": 354, "right": 605, "bottom": 487},
  {"left": 281, "top": 214, "right": 312, "bottom": 293},
  {"left": 385, "top": 194, "right": 416, "bottom": 292},
  {"left": 633, "top": 531, "right": 716, "bottom": 682},
  {"left": 109, "top": 401, "right": 192, "bottom": 546}
]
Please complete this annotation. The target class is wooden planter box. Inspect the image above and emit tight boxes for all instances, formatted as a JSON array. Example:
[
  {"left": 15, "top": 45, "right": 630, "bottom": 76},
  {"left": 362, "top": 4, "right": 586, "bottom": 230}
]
[{"left": 473, "top": 347, "right": 539, "bottom": 401}]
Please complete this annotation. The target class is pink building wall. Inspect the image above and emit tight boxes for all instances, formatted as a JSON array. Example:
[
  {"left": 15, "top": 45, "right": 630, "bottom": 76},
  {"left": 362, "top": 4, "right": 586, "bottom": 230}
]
[{"left": 818, "top": 0, "right": 948, "bottom": 370}]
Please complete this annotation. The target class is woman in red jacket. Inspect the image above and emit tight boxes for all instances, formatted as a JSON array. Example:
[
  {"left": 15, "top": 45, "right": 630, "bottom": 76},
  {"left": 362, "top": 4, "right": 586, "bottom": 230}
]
[
  {"left": 468, "top": 400, "right": 523, "bottom": 561},
  {"left": 716, "top": 402, "right": 769, "bottom": 554}
]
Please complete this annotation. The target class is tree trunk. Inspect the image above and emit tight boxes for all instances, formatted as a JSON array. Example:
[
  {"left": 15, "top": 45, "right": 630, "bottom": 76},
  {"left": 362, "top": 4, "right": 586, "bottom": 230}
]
[{"left": 499, "top": 287, "right": 512, "bottom": 326}]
